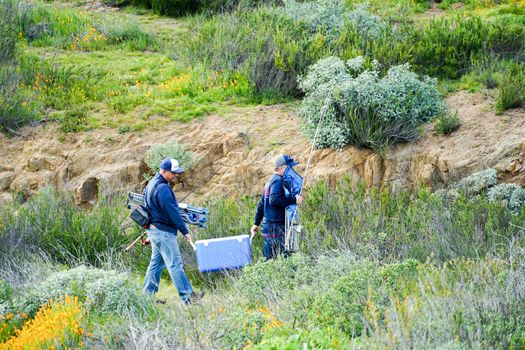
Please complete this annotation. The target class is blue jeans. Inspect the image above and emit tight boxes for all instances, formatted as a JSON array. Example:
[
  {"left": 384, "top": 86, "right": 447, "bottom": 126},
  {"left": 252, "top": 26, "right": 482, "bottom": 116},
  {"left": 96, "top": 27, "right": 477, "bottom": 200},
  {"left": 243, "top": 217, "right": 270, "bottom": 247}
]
[
  {"left": 263, "top": 236, "right": 285, "bottom": 260},
  {"left": 262, "top": 222, "right": 285, "bottom": 260},
  {"left": 142, "top": 228, "right": 193, "bottom": 303}
]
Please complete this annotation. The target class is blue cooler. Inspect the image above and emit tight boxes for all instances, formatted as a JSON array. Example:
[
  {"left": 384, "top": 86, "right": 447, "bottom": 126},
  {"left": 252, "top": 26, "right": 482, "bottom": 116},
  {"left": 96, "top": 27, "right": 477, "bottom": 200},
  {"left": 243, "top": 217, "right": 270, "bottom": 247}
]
[{"left": 195, "top": 234, "right": 252, "bottom": 273}]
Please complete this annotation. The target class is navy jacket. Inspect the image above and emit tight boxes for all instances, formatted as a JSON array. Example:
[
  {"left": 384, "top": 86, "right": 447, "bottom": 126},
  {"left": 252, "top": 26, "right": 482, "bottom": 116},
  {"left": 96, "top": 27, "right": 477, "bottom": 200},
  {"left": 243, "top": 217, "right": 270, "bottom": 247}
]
[
  {"left": 143, "top": 173, "right": 189, "bottom": 236},
  {"left": 254, "top": 173, "right": 297, "bottom": 227}
]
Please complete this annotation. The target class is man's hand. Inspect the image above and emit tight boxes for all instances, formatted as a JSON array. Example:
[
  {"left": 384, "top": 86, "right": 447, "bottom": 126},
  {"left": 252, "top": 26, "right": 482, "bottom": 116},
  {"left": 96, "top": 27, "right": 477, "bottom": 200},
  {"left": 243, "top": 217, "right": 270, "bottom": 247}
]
[
  {"left": 295, "top": 194, "right": 303, "bottom": 205},
  {"left": 183, "top": 234, "right": 196, "bottom": 251},
  {"left": 250, "top": 225, "right": 258, "bottom": 236}
]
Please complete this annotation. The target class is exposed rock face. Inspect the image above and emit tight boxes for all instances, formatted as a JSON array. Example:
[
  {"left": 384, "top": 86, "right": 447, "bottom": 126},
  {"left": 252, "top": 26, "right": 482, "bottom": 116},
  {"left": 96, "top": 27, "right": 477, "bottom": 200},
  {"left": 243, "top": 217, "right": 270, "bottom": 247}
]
[{"left": 0, "top": 92, "right": 524, "bottom": 207}]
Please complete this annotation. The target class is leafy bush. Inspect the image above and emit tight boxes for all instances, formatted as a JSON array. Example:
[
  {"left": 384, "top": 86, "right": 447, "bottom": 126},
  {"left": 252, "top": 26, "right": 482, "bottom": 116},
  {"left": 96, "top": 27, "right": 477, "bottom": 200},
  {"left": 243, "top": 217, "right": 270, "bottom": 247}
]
[
  {"left": 230, "top": 255, "right": 419, "bottom": 339},
  {"left": 496, "top": 62, "right": 525, "bottom": 114},
  {"left": 144, "top": 139, "right": 194, "bottom": 173},
  {"left": 487, "top": 183, "right": 525, "bottom": 213},
  {"left": 12, "top": 266, "right": 153, "bottom": 317},
  {"left": 248, "top": 327, "right": 352, "bottom": 350},
  {"left": 434, "top": 111, "right": 461, "bottom": 135},
  {"left": 298, "top": 56, "right": 445, "bottom": 149},
  {"left": 452, "top": 168, "right": 498, "bottom": 196},
  {"left": 437, "top": 168, "right": 525, "bottom": 213},
  {"left": 282, "top": 0, "right": 347, "bottom": 37}
]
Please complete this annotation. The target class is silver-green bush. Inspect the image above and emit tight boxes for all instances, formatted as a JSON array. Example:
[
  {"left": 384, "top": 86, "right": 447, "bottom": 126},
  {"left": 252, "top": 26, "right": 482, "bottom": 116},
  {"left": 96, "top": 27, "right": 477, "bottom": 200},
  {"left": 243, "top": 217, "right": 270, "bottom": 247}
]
[
  {"left": 452, "top": 168, "right": 498, "bottom": 196},
  {"left": 487, "top": 183, "right": 525, "bottom": 213},
  {"left": 298, "top": 56, "right": 446, "bottom": 150}
]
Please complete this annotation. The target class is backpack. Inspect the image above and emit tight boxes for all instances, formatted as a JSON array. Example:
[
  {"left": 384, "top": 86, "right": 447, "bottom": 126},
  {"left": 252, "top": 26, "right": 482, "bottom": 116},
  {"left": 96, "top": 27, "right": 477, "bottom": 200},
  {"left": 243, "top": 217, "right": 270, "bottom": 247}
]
[{"left": 129, "top": 181, "right": 161, "bottom": 228}]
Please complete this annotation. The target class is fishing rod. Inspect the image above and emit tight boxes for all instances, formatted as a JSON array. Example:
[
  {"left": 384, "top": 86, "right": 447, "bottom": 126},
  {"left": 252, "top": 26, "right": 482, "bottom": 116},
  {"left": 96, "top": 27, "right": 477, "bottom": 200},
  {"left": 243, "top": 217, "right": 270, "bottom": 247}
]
[{"left": 284, "top": 97, "right": 330, "bottom": 252}]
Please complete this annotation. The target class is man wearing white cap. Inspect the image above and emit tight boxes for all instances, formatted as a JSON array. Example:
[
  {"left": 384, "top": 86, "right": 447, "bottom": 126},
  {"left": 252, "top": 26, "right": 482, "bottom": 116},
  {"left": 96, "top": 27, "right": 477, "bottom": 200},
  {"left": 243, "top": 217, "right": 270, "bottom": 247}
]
[
  {"left": 142, "top": 158, "right": 204, "bottom": 304},
  {"left": 251, "top": 154, "right": 303, "bottom": 260}
]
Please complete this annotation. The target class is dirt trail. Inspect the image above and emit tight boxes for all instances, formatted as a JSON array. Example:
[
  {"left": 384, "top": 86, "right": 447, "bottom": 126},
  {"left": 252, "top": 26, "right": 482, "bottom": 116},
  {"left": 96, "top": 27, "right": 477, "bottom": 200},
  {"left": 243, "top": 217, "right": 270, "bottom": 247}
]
[{"left": 1, "top": 91, "right": 524, "bottom": 207}]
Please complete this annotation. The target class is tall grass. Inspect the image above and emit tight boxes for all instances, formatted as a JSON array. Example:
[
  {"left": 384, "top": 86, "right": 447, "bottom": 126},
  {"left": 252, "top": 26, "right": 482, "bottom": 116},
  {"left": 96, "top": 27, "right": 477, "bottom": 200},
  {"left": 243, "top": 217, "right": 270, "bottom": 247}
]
[
  {"left": 0, "top": 0, "right": 37, "bottom": 133},
  {"left": 0, "top": 187, "right": 129, "bottom": 267},
  {"left": 17, "top": 3, "right": 157, "bottom": 51},
  {"left": 300, "top": 179, "right": 525, "bottom": 262}
]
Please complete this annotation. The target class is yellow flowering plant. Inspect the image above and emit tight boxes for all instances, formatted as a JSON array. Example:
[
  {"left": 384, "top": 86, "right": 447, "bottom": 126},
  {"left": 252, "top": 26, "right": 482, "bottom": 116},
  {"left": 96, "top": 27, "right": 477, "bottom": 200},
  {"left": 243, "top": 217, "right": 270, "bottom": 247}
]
[{"left": 0, "top": 295, "right": 88, "bottom": 350}]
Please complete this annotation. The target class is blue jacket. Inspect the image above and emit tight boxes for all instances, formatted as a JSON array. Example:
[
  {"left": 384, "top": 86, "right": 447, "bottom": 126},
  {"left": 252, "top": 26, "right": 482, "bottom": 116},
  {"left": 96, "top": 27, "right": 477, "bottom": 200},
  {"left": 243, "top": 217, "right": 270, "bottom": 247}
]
[
  {"left": 254, "top": 173, "right": 297, "bottom": 227},
  {"left": 143, "top": 173, "right": 189, "bottom": 236}
]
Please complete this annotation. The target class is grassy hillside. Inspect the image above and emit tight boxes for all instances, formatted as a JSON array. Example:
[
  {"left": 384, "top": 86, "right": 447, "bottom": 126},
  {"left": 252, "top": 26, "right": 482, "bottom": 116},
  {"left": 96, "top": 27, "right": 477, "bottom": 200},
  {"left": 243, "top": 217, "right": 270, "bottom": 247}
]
[{"left": 1, "top": 0, "right": 525, "bottom": 349}]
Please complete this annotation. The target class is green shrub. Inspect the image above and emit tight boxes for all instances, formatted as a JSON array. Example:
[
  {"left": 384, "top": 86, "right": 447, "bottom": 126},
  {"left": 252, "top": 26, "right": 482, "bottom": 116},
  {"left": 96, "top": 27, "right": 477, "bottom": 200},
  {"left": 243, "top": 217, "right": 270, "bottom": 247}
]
[
  {"left": 144, "top": 139, "right": 194, "bottom": 173},
  {"left": 60, "top": 107, "right": 89, "bottom": 133},
  {"left": 282, "top": 0, "right": 347, "bottom": 37},
  {"left": 0, "top": 187, "right": 129, "bottom": 266},
  {"left": 248, "top": 327, "right": 352, "bottom": 349},
  {"left": 231, "top": 255, "right": 419, "bottom": 340},
  {"left": 410, "top": 16, "right": 486, "bottom": 79},
  {"left": 298, "top": 56, "right": 445, "bottom": 149},
  {"left": 487, "top": 183, "right": 525, "bottom": 213},
  {"left": 309, "top": 259, "right": 419, "bottom": 335},
  {"left": 495, "top": 62, "right": 525, "bottom": 114},
  {"left": 434, "top": 111, "right": 461, "bottom": 135},
  {"left": 12, "top": 266, "right": 154, "bottom": 318},
  {"left": 362, "top": 258, "right": 525, "bottom": 349},
  {"left": 452, "top": 168, "right": 498, "bottom": 196},
  {"left": 469, "top": 54, "right": 507, "bottom": 89}
]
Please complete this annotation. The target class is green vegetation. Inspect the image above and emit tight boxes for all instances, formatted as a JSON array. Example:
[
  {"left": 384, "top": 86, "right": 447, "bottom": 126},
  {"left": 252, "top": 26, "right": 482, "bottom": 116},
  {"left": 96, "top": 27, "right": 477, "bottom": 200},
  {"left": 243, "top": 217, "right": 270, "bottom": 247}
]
[
  {"left": 0, "top": 0, "right": 38, "bottom": 134},
  {"left": 180, "top": 2, "right": 524, "bottom": 99},
  {"left": 144, "top": 139, "right": 194, "bottom": 173},
  {"left": 1, "top": 0, "right": 523, "bottom": 140},
  {"left": 496, "top": 61, "right": 525, "bottom": 114},
  {"left": 1, "top": 177, "right": 525, "bottom": 348},
  {"left": 434, "top": 111, "right": 461, "bottom": 135},
  {"left": 298, "top": 56, "right": 445, "bottom": 150},
  {"left": 1, "top": 0, "right": 525, "bottom": 348}
]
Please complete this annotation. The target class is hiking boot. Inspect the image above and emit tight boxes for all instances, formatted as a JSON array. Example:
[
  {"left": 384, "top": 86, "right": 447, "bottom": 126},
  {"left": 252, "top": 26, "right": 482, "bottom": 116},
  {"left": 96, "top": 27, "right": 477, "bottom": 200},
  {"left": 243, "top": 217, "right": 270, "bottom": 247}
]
[{"left": 184, "top": 291, "right": 205, "bottom": 305}]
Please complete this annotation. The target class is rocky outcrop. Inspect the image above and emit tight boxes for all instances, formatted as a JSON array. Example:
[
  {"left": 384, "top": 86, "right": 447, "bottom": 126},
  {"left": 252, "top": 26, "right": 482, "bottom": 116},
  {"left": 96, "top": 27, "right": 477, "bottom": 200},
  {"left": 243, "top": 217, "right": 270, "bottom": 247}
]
[{"left": 0, "top": 92, "right": 524, "bottom": 207}]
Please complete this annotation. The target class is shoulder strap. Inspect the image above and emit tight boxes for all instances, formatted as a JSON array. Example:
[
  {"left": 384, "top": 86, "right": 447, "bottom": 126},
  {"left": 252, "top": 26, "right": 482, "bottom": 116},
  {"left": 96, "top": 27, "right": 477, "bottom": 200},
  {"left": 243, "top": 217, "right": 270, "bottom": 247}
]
[{"left": 145, "top": 180, "right": 162, "bottom": 210}]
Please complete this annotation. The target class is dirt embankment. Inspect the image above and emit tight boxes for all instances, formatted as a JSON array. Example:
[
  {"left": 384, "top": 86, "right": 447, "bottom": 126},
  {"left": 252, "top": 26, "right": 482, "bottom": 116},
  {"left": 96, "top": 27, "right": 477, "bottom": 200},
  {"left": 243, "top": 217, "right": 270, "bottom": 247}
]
[{"left": 1, "top": 91, "right": 524, "bottom": 207}]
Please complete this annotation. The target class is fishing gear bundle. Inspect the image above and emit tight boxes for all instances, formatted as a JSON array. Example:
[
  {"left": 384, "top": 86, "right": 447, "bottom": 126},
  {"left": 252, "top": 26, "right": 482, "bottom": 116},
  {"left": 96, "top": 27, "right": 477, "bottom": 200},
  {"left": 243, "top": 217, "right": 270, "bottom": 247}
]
[{"left": 127, "top": 192, "right": 209, "bottom": 228}]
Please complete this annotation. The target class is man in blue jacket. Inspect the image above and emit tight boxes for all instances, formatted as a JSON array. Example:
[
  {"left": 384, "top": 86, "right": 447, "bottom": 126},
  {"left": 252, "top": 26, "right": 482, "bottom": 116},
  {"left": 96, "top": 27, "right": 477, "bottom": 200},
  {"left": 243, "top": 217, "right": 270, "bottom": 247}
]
[
  {"left": 142, "top": 158, "right": 204, "bottom": 304},
  {"left": 251, "top": 155, "right": 303, "bottom": 260}
]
